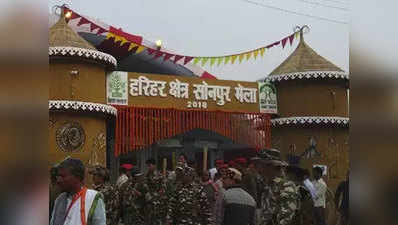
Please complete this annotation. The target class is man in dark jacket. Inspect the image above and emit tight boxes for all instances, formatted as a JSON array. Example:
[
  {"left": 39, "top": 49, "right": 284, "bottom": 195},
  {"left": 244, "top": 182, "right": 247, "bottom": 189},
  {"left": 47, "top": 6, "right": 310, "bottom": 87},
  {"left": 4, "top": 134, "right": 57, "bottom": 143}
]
[{"left": 220, "top": 167, "right": 256, "bottom": 225}]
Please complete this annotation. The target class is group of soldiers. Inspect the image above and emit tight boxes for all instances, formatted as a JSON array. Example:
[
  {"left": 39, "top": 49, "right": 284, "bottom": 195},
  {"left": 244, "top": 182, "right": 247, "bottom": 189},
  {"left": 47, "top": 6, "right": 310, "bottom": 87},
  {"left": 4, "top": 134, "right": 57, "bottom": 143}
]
[{"left": 50, "top": 149, "right": 318, "bottom": 225}]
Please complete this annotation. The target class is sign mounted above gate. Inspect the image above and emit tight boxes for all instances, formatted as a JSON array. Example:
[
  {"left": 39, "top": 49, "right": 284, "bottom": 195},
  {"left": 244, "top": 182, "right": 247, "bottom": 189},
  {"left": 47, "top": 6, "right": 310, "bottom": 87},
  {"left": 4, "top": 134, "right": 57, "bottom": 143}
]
[{"left": 107, "top": 71, "right": 277, "bottom": 114}]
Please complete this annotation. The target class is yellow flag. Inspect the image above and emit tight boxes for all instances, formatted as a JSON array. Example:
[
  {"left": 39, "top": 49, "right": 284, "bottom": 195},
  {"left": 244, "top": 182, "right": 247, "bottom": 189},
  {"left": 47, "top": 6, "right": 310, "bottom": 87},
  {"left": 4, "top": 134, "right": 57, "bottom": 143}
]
[
  {"left": 193, "top": 57, "right": 201, "bottom": 65},
  {"left": 128, "top": 43, "right": 138, "bottom": 51},
  {"left": 246, "top": 52, "right": 252, "bottom": 61},
  {"left": 224, "top": 56, "right": 231, "bottom": 64},
  {"left": 210, "top": 57, "right": 216, "bottom": 66},
  {"left": 217, "top": 57, "right": 223, "bottom": 66},
  {"left": 231, "top": 55, "right": 238, "bottom": 64},
  {"left": 106, "top": 32, "right": 115, "bottom": 40},
  {"left": 135, "top": 45, "right": 146, "bottom": 54},
  {"left": 260, "top": 48, "right": 265, "bottom": 57},
  {"left": 253, "top": 50, "right": 259, "bottom": 59},
  {"left": 201, "top": 57, "right": 209, "bottom": 67},
  {"left": 120, "top": 37, "right": 129, "bottom": 46},
  {"left": 239, "top": 54, "right": 245, "bottom": 63},
  {"left": 114, "top": 35, "right": 123, "bottom": 43},
  {"left": 295, "top": 32, "right": 300, "bottom": 39}
]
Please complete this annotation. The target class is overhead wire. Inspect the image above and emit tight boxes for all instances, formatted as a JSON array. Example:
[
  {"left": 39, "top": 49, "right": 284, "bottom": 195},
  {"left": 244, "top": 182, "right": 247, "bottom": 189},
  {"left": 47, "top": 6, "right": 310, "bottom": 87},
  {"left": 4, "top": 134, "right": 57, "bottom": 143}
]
[
  {"left": 239, "top": 0, "right": 348, "bottom": 25},
  {"left": 295, "top": 0, "right": 349, "bottom": 11}
]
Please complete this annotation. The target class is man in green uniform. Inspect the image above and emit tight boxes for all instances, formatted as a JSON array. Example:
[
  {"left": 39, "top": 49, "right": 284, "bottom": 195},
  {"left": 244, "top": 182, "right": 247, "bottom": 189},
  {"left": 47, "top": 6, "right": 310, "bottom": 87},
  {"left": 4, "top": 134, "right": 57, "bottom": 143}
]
[{"left": 256, "top": 149, "right": 300, "bottom": 225}]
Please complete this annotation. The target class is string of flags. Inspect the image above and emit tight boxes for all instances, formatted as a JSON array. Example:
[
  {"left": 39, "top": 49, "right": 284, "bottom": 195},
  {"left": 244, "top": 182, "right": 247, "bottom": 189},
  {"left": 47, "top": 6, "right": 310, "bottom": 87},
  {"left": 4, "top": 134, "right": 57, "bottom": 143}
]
[{"left": 63, "top": 6, "right": 300, "bottom": 67}]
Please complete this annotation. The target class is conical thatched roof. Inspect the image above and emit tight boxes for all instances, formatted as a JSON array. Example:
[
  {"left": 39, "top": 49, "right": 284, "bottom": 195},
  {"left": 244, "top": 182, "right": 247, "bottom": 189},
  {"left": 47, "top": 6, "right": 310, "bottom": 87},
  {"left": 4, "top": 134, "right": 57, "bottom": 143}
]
[
  {"left": 270, "top": 32, "right": 343, "bottom": 75},
  {"left": 49, "top": 12, "right": 96, "bottom": 50}
]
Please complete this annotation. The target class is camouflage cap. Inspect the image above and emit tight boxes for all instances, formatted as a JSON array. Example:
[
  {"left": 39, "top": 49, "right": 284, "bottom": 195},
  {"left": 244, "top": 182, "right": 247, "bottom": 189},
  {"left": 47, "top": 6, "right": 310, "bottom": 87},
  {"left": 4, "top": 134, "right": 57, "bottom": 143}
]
[
  {"left": 226, "top": 168, "right": 242, "bottom": 181},
  {"left": 257, "top": 148, "right": 288, "bottom": 167},
  {"left": 89, "top": 166, "right": 109, "bottom": 179}
]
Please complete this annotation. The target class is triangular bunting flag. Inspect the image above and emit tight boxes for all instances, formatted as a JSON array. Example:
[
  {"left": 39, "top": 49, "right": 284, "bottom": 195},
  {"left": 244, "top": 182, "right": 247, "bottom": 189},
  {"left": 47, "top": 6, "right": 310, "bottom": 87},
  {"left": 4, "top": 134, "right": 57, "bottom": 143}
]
[
  {"left": 164, "top": 53, "right": 174, "bottom": 61},
  {"left": 136, "top": 46, "right": 146, "bottom": 54},
  {"left": 147, "top": 48, "right": 156, "bottom": 55},
  {"left": 246, "top": 52, "right": 252, "bottom": 61},
  {"left": 184, "top": 56, "right": 194, "bottom": 65},
  {"left": 154, "top": 51, "right": 164, "bottom": 59},
  {"left": 295, "top": 32, "right": 300, "bottom": 39},
  {"left": 210, "top": 57, "right": 216, "bottom": 66},
  {"left": 224, "top": 56, "right": 231, "bottom": 64},
  {"left": 193, "top": 57, "right": 201, "bottom": 65},
  {"left": 106, "top": 32, "right": 114, "bottom": 40},
  {"left": 201, "top": 57, "right": 209, "bottom": 66},
  {"left": 217, "top": 57, "right": 223, "bottom": 66},
  {"left": 253, "top": 50, "right": 259, "bottom": 59},
  {"left": 289, "top": 34, "right": 295, "bottom": 46},
  {"left": 238, "top": 54, "right": 245, "bottom": 63},
  {"left": 90, "top": 23, "right": 100, "bottom": 32},
  {"left": 129, "top": 46, "right": 139, "bottom": 53},
  {"left": 174, "top": 55, "right": 184, "bottom": 63},
  {"left": 97, "top": 27, "right": 107, "bottom": 35},
  {"left": 120, "top": 37, "right": 129, "bottom": 46},
  {"left": 260, "top": 48, "right": 265, "bottom": 57},
  {"left": 114, "top": 35, "right": 123, "bottom": 44},
  {"left": 281, "top": 37, "right": 288, "bottom": 48},
  {"left": 77, "top": 17, "right": 90, "bottom": 26},
  {"left": 231, "top": 55, "right": 238, "bottom": 64},
  {"left": 128, "top": 43, "right": 138, "bottom": 51}
]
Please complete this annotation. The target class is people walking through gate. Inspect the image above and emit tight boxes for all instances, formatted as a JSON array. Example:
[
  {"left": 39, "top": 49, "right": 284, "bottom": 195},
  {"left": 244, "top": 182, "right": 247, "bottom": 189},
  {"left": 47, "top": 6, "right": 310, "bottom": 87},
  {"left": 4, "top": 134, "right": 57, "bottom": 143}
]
[
  {"left": 220, "top": 167, "right": 256, "bottom": 225},
  {"left": 312, "top": 166, "right": 327, "bottom": 225},
  {"left": 50, "top": 158, "right": 106, "bottom": 225}
]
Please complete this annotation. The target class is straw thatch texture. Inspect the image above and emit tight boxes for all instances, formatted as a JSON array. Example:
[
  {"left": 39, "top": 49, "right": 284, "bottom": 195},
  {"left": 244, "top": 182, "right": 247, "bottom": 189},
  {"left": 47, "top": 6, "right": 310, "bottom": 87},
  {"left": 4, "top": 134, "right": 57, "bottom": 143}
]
[
  {"left": 270, "top": 34, "right": 343, "bottom": 75},
  {"left": 49, "top": 15, "right": 96, "bottom": 50}
]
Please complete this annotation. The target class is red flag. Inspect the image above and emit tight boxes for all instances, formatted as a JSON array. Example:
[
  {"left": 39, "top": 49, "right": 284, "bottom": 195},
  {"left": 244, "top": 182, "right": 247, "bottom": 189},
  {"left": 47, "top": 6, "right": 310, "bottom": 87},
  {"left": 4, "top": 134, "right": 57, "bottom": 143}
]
[
  {"left": 289, "top": 34, "right": 295, "bottom": 46},
  {"left": 174, "top": 55, "right": 184, "bottom": 63},
  {"left": 154, "top": 51, "right": 164, "bottom": 59},
  {"left": 164, "top": 53, "right": 174, "bottom": 61},
  {"left": 109, "top": 26, "right": 143, "bottom": 45},
  {"left": 183, "top": 56, "right": 194, "bottom": 65},
  {"left": 77, "top": 17, "right": 90, "bottom": 26},
  {"left": 97, "top": 27, "right": 107, "bottom": 35},
  {"left": 90, "top": 23, "right": 100, "bottom": 32},
  {"left": 147, "top": 48, "right": 156, "bottom": 55},
  {"left": 281, "top": 37, "right": 288, "bottom": 48}
]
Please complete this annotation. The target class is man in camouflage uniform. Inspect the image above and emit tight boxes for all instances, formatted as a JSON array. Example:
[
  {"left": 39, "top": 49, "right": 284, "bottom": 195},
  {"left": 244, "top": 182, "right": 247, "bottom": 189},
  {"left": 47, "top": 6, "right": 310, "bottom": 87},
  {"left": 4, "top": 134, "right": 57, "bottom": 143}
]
[
  {"left": 168, "top": 166, "right": 213, "bottom": 225},
  {"left": 256, "top": 149, "right": 300, "bottom": 225},
  {"left": 119, "top": 167, "right": 146, "bottom": 225},
  {"left": 144, "top": 159, "right": 168, "bottom": 225},
  {"left": 90, "top": 166, "right": 121, "bottom": 225}
]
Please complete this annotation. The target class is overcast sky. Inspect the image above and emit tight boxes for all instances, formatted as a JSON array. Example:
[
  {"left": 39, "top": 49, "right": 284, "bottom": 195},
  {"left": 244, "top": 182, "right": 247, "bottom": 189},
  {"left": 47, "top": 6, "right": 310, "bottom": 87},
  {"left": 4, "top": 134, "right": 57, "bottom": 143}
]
[{"left": 49, "top": 0, "right": 349, "bottom": 82}]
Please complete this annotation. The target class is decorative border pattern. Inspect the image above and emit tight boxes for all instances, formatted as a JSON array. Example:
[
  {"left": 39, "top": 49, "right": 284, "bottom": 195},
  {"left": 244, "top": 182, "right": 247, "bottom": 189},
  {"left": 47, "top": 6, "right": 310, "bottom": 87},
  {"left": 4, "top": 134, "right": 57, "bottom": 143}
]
[
  {"left": 265, "top": 71, "right": 349, "bottom": 82},
  {"left": 49, "top": 46, "right": 117, "bottom": 67},
  {"left": 49, "top": 100, "right": 117, "bottom": 116},
  {"left": 271, "top": 116, "right": 349, "bottom": 126}
]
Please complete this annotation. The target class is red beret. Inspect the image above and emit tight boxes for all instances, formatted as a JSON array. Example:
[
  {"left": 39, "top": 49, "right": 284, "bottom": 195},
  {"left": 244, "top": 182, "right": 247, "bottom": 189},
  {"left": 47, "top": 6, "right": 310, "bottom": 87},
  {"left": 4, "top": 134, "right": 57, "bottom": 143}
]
[
  {"left": 219, "top": 164, "right": 229, "bottom": 169},
  {"left": 235, "top": 157, "right": 247, "bottom": 164},
  {"left": 215, "top": 160, "right": 224, "bottom": 165},
  {"left": 121, "top": 164, "right": 133, "bottom": 170},
  {"left": 228, "top": 160, "right": 237, "bottom": 167}
]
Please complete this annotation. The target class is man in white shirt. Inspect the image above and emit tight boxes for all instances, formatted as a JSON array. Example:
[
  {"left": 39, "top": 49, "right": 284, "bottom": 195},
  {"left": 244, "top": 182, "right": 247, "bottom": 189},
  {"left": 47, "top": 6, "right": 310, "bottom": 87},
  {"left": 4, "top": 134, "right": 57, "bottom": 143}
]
[
  {"left": 312, "top": 166, "right": 327, "bottom": 225},
  {"left": 50, "top": 158, "right": 106, "bottom": 225},
  {"left": 116, "top": 164, "right": 131, "bottom": 188}
]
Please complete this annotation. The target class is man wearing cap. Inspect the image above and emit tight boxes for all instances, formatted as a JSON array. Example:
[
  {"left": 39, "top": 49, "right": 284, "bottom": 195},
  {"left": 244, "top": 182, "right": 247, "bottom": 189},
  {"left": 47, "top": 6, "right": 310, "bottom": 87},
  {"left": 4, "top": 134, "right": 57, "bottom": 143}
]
[
  {"left": 144, "top": 158, "right": 168, "bottom": 225},
  {"left": 90, "top": 166, "right": 120, "bottom": 225},
  {"left": 50, "top": 158, "right": 106, "bottom": 225},
  {"left": 119, "top": 167, "right": 146, "bottom": 225},
  {"left": 236, "top": 157, "right": 258, "bottom": 201},
  {"left": 220, "top": 167, "right": 256, "bottom": 225},
  {"left": 117, "top": 164, "right": 132, "bottom": 189},
  {"left": 256, "top": 149, "right": 300, "bottom": 225},
  {"left": 213, "top": 164, "right": 229, "bottom": 225},
  {"left": 209, "top": 159, "right": 224, "bottom": 181},
  {"left": 168, "top": 166, "right": 212, "bottom": 225}
]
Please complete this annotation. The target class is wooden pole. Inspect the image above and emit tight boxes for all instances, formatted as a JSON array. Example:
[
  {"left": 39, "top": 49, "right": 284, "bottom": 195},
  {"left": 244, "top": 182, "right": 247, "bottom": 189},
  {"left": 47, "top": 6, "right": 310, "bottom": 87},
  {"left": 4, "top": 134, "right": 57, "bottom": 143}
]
[
  {"left": 203, "top": 146, "right": 208, "bottom": 173},
  {"left": 163, "top": 158, "right": 167, "bottom": 177},
  {"left": 172, "top": 151, "right": 176, "bottom": 171}
]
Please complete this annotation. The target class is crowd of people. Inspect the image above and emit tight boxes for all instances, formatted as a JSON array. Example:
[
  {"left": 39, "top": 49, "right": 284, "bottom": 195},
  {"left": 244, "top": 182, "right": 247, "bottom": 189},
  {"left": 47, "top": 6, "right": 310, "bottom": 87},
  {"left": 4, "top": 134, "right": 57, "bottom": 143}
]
[{"left": 49, "top": 149, "right": 349, "bottom": 225}]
